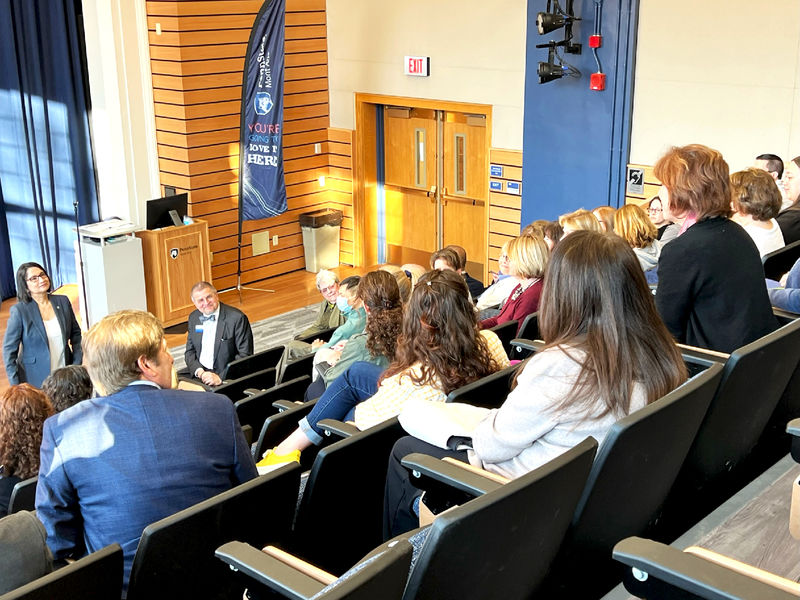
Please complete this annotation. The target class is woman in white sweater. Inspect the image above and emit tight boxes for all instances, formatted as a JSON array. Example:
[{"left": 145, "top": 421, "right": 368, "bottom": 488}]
[
  {"left": 730, "top": 167, "right": 785, "bottom": 258},
  {"left": 384, "top": 230, "right": 687, "bottom": 537}
]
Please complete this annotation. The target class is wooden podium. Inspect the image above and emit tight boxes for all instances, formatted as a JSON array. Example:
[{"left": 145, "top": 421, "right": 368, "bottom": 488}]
[{"left": 136, "top": 220, "right": 212, "bottom": 327}]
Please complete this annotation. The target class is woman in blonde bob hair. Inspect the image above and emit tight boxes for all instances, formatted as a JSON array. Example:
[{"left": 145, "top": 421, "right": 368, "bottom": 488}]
[
  {"left": 559, "top": 208, "right": 603, "bottom": 236},
  {"left": 480, "top": 234, "right": 549, "bottom": 334},
  {"left": 614, "top": 204, "right": 663, "bottom": 277}
]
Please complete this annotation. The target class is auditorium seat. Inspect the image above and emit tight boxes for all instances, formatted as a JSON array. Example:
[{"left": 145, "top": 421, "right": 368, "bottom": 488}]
[
  {"left": 762, "top": 239, "right": 800, "bottom": 282},
  {"left": 488, "top": 319, "right": 518, "bottom": 357},
  {"left": 234, "top": 375, "right": 311, "bottom": 443},
  {"left": 294, "top": 325, "right": 337, "bottom": 347},
  {"left": 0, "top": 544, "right": 122, "bottom": 600},
  {"left": 7, "top": 476, "right": 37, "bottom": 514},
  {"left": 223, "top": 344, "right": 286, "bottom": 381},
  {"left": 252, "top": 399, "right": 320, "bottom": 468},
  {"left": 212, "top": 367, "right": 277, "bottom": 402},
  {"left": 215, "top": 538, "right": 412, "bottom": 600},
  {"left": 279, "top": 353, "right": 315, "bottom": 385},
  {"left": 401, "top": 360, "right": 724, "bottom": 598},
  {"left": 216, "top": 437, "right": 598, "bottom": 600},
  {"left": 613, "top": 536, "right": 799, "bottom": 600},
  {"left": 517, "top": 311, "right": 540, "bottom": 341},
  {"left": 664, "top": 318, "right": 800, "bottom": 533},
  {"left": 443, "top": 364, "right": 517, "bottom": 409},
  {"left": 125, "top": 462, "right": 301, "bottom": 600}
]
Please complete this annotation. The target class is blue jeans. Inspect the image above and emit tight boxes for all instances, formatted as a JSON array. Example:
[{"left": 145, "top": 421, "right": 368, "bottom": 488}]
[{"left": 298, "top": 361, "right": 385, "bottom": 445}]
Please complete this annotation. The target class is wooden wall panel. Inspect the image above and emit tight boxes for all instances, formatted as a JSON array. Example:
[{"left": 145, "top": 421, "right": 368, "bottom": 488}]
[
  {"left": 487, "top": 148, "right": 523, "bottom": 275},
  {"left": 146, "top": 0, "right": 352, "bottom": 292}
]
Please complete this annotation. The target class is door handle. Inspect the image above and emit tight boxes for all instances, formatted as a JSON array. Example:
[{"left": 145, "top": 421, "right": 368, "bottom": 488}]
[{"left": 427, "top": 186, "right": 437, "bottom": 201}]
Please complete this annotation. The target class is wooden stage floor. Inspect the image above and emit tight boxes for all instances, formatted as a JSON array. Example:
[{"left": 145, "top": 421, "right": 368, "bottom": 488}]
[{"left": 0, "top": 265, "right": 363, "bottom": 391}]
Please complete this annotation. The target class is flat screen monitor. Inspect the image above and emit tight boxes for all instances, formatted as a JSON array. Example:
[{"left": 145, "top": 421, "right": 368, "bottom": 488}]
[{"left": 146, "top": 193, "right": 188, "bottom": 230}]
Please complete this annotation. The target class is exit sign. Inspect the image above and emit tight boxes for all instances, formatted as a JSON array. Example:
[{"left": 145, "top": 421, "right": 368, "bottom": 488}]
[{"left": 404, "top": 56, "right": 430, "bottom": 77}]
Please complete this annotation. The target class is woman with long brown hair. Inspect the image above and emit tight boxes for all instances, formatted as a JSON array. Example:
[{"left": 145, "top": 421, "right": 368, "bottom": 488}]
[
  {"left": 384, "top": 231, "right": 687, "bottom": 536},
  {"left": 0, "top": 384, "right": 54, "bottom": 516},
  {"left": 258, "top": 269, "right": 510, "bottom": 472},
  {"left": 303, "top": 269, "right": 404, "bottom": 401}
]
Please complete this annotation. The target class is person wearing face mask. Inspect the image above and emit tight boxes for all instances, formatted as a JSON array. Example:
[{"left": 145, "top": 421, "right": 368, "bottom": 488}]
[{"left": 275, "top": 276, "right": 366, "bottom": 381}]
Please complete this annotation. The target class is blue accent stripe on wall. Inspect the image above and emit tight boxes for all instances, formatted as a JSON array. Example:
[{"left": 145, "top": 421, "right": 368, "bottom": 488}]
[
  {"left": 376, "top": 105, "right": 387, "bottom": 264},
  {"left": 521, "top": 0, "right": 640, "bottom": 225}
]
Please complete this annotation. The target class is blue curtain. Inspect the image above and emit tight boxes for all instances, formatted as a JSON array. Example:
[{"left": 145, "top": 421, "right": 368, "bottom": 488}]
[{"left": 0, "top": 0, "right": 99, "bottom": 299}]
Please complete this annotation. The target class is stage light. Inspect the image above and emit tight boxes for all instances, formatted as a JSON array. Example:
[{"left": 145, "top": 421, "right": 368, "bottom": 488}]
[
  {"left": 538, "top": 60, "right": 565, "bottom": 84},
  {"left": 536, "top": 11, "right": 567, "bottom": 35}
]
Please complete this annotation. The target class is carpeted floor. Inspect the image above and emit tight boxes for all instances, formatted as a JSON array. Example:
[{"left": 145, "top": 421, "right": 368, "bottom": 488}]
[{"left": 170, "top": 302, "right": 320, "bottom": 372}]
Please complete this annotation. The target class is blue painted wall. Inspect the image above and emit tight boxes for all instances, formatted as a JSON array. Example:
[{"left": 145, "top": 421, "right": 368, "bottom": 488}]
[{"left": 521, "top": 0, "right": 639, "bottom": 225}]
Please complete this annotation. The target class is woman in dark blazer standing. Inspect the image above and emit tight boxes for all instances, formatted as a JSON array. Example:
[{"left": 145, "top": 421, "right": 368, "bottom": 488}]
[{"left": 3, "top": 262, "right": 82, "bottom": 388}]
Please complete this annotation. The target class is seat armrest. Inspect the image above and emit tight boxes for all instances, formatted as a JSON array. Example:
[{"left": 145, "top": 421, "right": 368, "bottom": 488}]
[
  {"left": 774, "top": 307, "right": 800, "bottom": 326},
  {"left": 788, "top": 419, "right": 800, "bottom": 438},
  {"left": 510, "top": 338, "right": 544, "bottom": 352},
  {"left": 401, "top": 453, "right": 504, "bottom": 497},
  {"left": 273, "top": 399, "right": 302, "bottom": 412},
  {"left": 676, "top": 343, "right": 729, "bottom": 364},
  {"left": 215, "top": 541, "right": 326, "bottom": 600},
  {"left": 613, "top": 537, "right": 798, "bottom": 600},
  {"left": 684, "top": 546, "right": 800, "bottom": 595},
  {"left": 243, "top": 388, "right": 261, "bottom": 397},
  {"left": 318, "top": 419, "right": 360, "bottom": 438}
]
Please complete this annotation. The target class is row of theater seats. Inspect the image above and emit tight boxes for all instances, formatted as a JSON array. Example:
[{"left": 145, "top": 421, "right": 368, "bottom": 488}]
[{"left": 7, "top": 309, "right": 800, "bottom": 599}]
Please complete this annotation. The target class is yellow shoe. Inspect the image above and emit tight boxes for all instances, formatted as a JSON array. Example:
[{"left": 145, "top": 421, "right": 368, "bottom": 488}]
[{"left": 256, "top": 448, "right": 300, "bottom": 475}]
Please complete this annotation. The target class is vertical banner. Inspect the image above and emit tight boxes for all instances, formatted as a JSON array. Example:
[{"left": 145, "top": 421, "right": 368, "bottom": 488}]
[{"left": 238, "top": 0, "right": 286, "bottom": 221}]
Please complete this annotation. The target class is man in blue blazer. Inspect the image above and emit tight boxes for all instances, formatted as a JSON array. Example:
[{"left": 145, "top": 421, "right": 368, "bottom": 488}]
[
  {"left": 35, "top": 309, "right": 258, "bottom": 593},
  {"left": 184, "top": 281, "right": 253, "bottom": 386}
]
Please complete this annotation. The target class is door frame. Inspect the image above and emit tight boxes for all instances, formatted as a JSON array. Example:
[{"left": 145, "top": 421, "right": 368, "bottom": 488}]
[{"left": 353, "top": 93, "right": 492, "bottom": 278}]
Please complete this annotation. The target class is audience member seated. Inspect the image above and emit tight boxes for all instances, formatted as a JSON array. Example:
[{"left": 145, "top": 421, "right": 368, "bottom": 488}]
[
  {"left": 35, "top": 309, "right": 257, "bottom": 592},
  {"left": 776, "top": 156, "right": 800, "bottom": 244},
  {"left": 184, "top": 281, "right": 253, "bottom": 386},
  {"left": 592, "top": 205, "right": 616, "bottom": 232},
  {"left": 614, "top": 204, "right": 663, "bottom": 278},
  {"left": 654, "top": 144, "right": 777, "bottom": 352},
  {"left": 0, "top": 510, "right": 53, "bottom": 594},
  {"left": 278, "top": 276, "right": 366, "bottom": 377},
  {"left": 304, "top": 270, "right": 403, "bottom": 401},
  {"left": 0, "top": 384, "right": 53, "bottom": 517},
  {"left": 446, "top": 244, "right": 485, "bottom": 298},
  {"left": 476, "top": 240, "right": 519, "bottom": 320},
  {"left": 648, "top": 195, "right": 679, "bottom": 242},
  {"left": 730, "top": 167, "right": 785, "bottom": 257},
  {"left": 480, "top": 234, "right": 549, "bottom": 334},
  {"left": 400, "top": 263, "right": 426, "bottom": 289},
  {"left": 383, "top": 230, "right": 687, "bottom": 537},
  {"left": 256, "top": 269, "right": 510, "bottom": 472},
  {"left": 378, "top": 264, "right": 412, "bottom": 303},
  {"left": 42, "top": 364, "right": 93, "bottom": 412},
  {"left": 296, "top": 269, "right": 346, "bottom": 340},
  {"left": 754, "top": 152, "right": 790, "bottom": 210},
  {"left": 559, "top": 208, "right": 603, "bottom": 236},
  {"left": 3, "top": 262, "right": 82, "bottom": 388},
  {"left": 767, "top": 256, "right": 800, "bottom": 313},
  {"left": 523, "top": 220, "right": 564, "bottom": 250}
]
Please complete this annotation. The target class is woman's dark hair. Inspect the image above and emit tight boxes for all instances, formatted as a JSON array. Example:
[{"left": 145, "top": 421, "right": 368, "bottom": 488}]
[
  {"left": 537, "top": 230, "right": 687, "bottom": 417},
  {"left": 381, "top": 269, "right": 498, "bottom": 394},
  {"left": 0, "top": 384, "right": 54, "bottom": 478},
  {"left": 15, "top": 262, "right": 50, "bottom": 303},
  {"left": 339, "top": 275, "right": 361, "bottom": 293},
  {"left": 357, "top": 270, "right": 403, "bottom": 362},
  {"left": 42, "top": 365, "right": 93, "bottom": 412}
]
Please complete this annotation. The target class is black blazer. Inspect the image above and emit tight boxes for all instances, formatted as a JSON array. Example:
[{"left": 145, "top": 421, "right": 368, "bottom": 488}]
[
  {"left": 184, "top": 303, "right": 253, "bottom": 377},
  {"left": 2, "top": 294, "right": 82, "bottom": 388}
]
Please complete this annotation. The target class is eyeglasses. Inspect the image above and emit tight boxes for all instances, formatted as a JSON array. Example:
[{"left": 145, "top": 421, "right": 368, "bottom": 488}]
[
  {"left": 499, "top": 254, "right": 509, "bottom": 261},
  {"left": 26, "top": 273, "right": 49, "bottom": 282},
  {"left": 648, "top": 208, "right": 662, "bottom": 214},
  {"left": 319, "top": 285, "right": 337, "bottom": 294}
]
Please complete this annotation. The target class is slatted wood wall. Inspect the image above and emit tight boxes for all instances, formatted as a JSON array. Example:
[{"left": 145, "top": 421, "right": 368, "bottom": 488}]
[
  {"left": 625, "top": 163, "right": 660, "bottom": 208},
  {"left": 487, "top": 148, "right": 523, "bottom": 274},
  {"left": 146, "top": 0, "right": 352, "bottom": 290}
]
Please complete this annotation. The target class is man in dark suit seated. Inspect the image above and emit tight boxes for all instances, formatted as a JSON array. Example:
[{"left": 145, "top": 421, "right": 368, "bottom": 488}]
[
  {"left": 35, "top": 309, "right": 257, "bottom": 593},
  {"left": 184, "top": 281, "right": 253, "bottom": 386}
]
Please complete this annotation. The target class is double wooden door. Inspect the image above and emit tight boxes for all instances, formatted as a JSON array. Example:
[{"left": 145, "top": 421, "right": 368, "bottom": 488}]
[{"left": 382, "top": 106, "right": 488, "bottom": 274}]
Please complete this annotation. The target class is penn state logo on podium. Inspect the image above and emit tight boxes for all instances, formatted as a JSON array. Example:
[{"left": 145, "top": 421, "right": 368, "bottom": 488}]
[
  {"left": 254, "top": 92, "right": 273, "bottom": 115},
  {"left": 169, "top": 248, "right": 179, "bottom": 259}
]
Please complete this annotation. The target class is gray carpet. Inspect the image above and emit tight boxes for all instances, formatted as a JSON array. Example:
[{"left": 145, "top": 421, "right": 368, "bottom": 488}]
[{"left": 170, "top": 303, "right": 320, "bottom": 372}]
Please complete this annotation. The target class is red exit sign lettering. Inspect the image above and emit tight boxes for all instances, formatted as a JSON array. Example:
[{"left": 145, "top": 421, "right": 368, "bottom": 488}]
[{"left": 404, "top": 56, "right": 430, "bottom": 77}]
